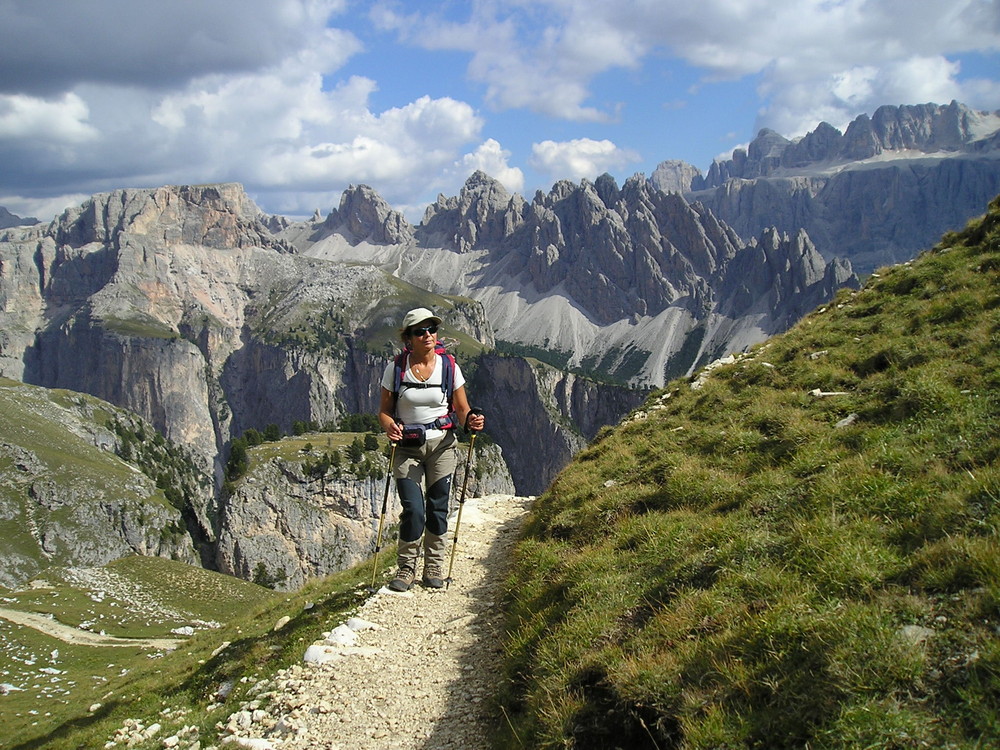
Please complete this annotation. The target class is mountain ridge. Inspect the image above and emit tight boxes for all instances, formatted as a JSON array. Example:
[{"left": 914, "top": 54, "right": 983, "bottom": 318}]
[{"left": 651, "top": 100, "right": 1000, "bottom": 273}]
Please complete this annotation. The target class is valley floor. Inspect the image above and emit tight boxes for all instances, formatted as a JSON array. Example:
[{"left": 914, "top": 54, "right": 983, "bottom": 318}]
[{"left": 221, "top": 493, "right": 532, "bottom": 750}]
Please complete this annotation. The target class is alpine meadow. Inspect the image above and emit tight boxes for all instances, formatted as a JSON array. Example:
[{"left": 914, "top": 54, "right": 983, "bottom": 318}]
[{"left": 497, "top": 196, "right": 1000, "bottom": 748}]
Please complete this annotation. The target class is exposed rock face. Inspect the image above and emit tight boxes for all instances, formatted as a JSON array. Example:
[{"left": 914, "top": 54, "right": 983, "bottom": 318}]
[
  {"left": 421, "top": 170, "right": 527, "bottom": 252},
  {"left": 501, "top": 175, "right": 744, "bottom": 324},
  {"left": 703, "top": 102, "right": 1000, "bottom": 186},
  {"left": 470, "top": 354, "right": 647, "bottom": 494},
  {"left": 650, "top": 160, "right": 704, "bottom": 193},
  {"left": 719, "top": 228, "right": 857, "bottom": 324},
  {"left": 686, "top": 101, "right": 1000, "bottom": 272},
  {"left": 0, "top": 183, "right": 528, "bottom": 590},
  {"left": 349, "top": 170, "right": 855, "bottom": 386},
  {"left": 321, "top": 184, "right": 414, "bottom": 245},
  {"left": 215, "top": 441, "right": 514, "bottom": 590},
  {"left": 291, "top": 169, "right": 854, "bottom": 389},
  {"left": 0, "top": 206, "right": 38, "bottom": 229},
  {"left": 53, "top": 183, "right": 293, "bottom": 252},
  {"left": 0, "top": 185, "right": 463, "bottom": 477}
]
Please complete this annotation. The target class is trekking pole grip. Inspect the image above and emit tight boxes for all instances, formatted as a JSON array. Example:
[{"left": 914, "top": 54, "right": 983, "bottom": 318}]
[{"left": 464, "top": 406, "right": 484, "bottom": 433}]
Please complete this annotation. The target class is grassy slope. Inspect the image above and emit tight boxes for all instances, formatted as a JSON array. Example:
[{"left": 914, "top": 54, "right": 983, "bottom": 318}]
[
  {"left": 1, "top": 555, "right": 382, "bottom": 750},
  {"left": 499, "top": 197, "right": 1000, "bottom": 748},
  {"left": 0, "top": 556, "right": 272, "bottom": 748},
  {"left": 0, "top": 380, "right": 173, "bottom": 581}
]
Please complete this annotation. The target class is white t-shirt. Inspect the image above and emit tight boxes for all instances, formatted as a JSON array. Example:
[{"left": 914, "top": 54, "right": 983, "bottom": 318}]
[{"left": 381, "top": 353, "right": 466, "bottom": 438}]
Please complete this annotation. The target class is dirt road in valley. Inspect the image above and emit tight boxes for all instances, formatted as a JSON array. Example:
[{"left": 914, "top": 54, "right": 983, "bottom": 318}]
[{"left": 0, "top": 608, "right": 183, "bottom": 650}]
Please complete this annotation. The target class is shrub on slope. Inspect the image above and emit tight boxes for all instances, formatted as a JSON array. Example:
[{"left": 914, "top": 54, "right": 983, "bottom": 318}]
[{"left": 499, "top": 196, "right": 1000, "bottom": 749}]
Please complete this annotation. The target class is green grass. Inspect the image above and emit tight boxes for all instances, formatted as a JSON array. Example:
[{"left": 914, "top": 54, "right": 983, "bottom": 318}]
[
  {"left": 1, "top": 555, "right": 389, "bottom": 750},
  {"left": 0, "top": 381, "right": 196, "bottom": 583},
  {"left": 498, "top": 196, "right": 1000, "bottom": 748}
]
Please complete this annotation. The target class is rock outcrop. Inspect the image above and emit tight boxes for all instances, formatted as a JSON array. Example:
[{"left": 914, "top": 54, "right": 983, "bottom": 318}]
[
  {"left": 470, "top": 354, "right": 647, "bottom": 494},
  {"left": 0, "top": 380, "right": 200, "bottom": 588},
  {"left": 0, "top": 206, "right": 38, "bottom": 229},
  {"left": 334, "top": 170, "right": 856, "bottom": 385},
  {"left": 702, "top": 101, "right": 1000, "bottom": 186},
  {"left": 650, "top": 160, "right": 705, "bottom": 194},
  {"left": 215, "top": 439, "right": 514, "bottom": 590},
  {"left": 0, "top": 185, "right": 469, "bottom": 476},
  {"left": 319, "top": 184, "right": 414, "bottom": 245},
  {"left": 0, "top": 174, "right": 859, "bottom": 502}
]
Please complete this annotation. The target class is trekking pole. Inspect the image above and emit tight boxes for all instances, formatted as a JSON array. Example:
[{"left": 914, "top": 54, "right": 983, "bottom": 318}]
[
  {"left": 369, "top": 441, "right": 397, "bottom": 592},
  {"left": 446, "top": 409, "right": 483, "bottom": 589}
]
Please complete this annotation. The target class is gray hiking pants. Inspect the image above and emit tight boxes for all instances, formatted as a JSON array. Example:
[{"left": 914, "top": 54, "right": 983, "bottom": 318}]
[{"left": 392, "top": 430, "right": 458, "bottom": 542}]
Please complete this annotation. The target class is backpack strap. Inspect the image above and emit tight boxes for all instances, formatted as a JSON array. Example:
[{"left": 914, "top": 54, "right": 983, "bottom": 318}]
[
  {"left": 392, "top": 343, "right": 458, "bottom": 425},
  {"left": 436, "top": 342, "right": 456, "bottom": 411}
]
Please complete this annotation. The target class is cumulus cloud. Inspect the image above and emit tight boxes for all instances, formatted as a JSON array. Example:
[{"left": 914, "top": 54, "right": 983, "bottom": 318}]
[
  {"left": 1, "top": 0, "right": 998, "bottom": 220},
  {"left": 530, "top": 138, "right": 640, "bottom": 182},
  {"left": 385, "top": 0, "right": 1000, "bottom": 133},
  {"left": 372, "top": 2, "right": 629, "bottom": 121},
  {"left": 453, "top": 138, "right": 525, "bottom": 194},
  {"left": 0, "top": 0, "right": 487, "bottom": 218},
  {"left": 0, "top": 93, "right": 97, "bottom": 143}
]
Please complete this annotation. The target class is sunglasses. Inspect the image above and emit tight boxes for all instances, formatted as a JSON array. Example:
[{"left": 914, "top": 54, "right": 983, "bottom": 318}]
[{"left": 408, "top": 325, "right": 438, "bottom": 337}]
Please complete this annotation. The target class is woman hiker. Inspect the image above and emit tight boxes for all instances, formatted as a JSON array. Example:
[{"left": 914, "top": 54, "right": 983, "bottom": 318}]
[{"left": 378, "top": 307, "right": 486, "bottom": 590}]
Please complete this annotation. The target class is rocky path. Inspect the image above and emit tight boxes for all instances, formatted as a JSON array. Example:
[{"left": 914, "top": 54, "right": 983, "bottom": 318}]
[{"left": 221, "top": 494, "right": 533, "bottom": 750}]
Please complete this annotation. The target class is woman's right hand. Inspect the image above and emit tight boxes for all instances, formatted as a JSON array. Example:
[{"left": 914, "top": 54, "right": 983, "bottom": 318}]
[{"left": 385, "top": 420, "right": 403, "bottom": 443}]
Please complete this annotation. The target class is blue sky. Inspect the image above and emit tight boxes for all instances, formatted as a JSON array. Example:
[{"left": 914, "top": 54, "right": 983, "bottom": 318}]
[{"left": 1, "top": 0, "right": 998, "bottom": 223}]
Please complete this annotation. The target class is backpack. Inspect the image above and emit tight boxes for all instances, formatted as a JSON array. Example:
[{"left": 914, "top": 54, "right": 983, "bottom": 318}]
[{"left": 392, "top": 342, "right": 457, "bottom": 429}]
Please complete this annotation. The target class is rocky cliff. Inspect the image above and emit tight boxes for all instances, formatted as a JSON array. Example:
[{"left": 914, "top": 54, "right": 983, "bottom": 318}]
[
  {"left": 0, "top": 184, "right": 468, "bottom": 476},
  {"left": 215, "top": 437, "right": 514, "bottom": 590},
  {"left": 469, "top": 354, "right": 647, "bottom": 494},
  {"left": 0, "top": 171, "right": 879, "bottom": 588},
  {"left": 660, "top": 101, "right": 1000, "bottom": 272},
  {"left": 2, "top": 176, "right": 858, "bottom": 483},
  {"left": 0, "top": 206, "right": 38, "bottom": 229}
]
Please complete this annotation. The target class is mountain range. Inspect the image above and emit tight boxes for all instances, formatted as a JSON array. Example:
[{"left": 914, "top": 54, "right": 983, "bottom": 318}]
[
  {"left": 0, "top": 99, "right": 998, "bottom": 589},
  {"left": 661, "top": 100, "right": 1000, "bottom": 273}
]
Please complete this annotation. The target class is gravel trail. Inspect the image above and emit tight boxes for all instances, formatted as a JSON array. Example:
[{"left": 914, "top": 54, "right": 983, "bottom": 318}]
[{"left": 222, "top": 493, "right": 532, "bottom": 750}]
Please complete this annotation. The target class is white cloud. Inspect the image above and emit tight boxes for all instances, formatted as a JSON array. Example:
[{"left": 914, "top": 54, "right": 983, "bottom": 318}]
[
  {"left": 0, "top": 2, "right": 487, "bottom": 216},
  {"left": 0, "top": 93, "right": 97, "bottom": 143},
  {"left": 0, "top": 0, "right": 349, "bottom": 95},
  {"left": 386, "top": 0, "right": 1000, "bottom": 132},
  {"left": 453, "top": 138, "right": 525, "bottom": 194},
  {"left": 530, "top": 138, "right": 640, "bottom": 181},
  {"left": 1, "top": 0, "right": 998, "bottom": 219}
]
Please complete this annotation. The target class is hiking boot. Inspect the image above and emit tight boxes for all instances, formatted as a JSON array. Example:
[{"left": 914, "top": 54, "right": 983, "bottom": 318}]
[
  {"left": 388, "top": 566, "right": 415, "bottom": 591},
  {"left": 388, "top": 538, "right": 420, "bottom": 591},
  {"left": 422, "top": 532, "right": 447, "bottom": 589},
  {"left": 422, "top": 567, "right": 445, "bottom": 589}
]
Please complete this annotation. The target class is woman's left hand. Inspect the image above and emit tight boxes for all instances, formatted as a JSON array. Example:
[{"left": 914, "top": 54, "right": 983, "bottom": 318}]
[{"left": 466, "top": 410, "right": 485, "bottom": 432}]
